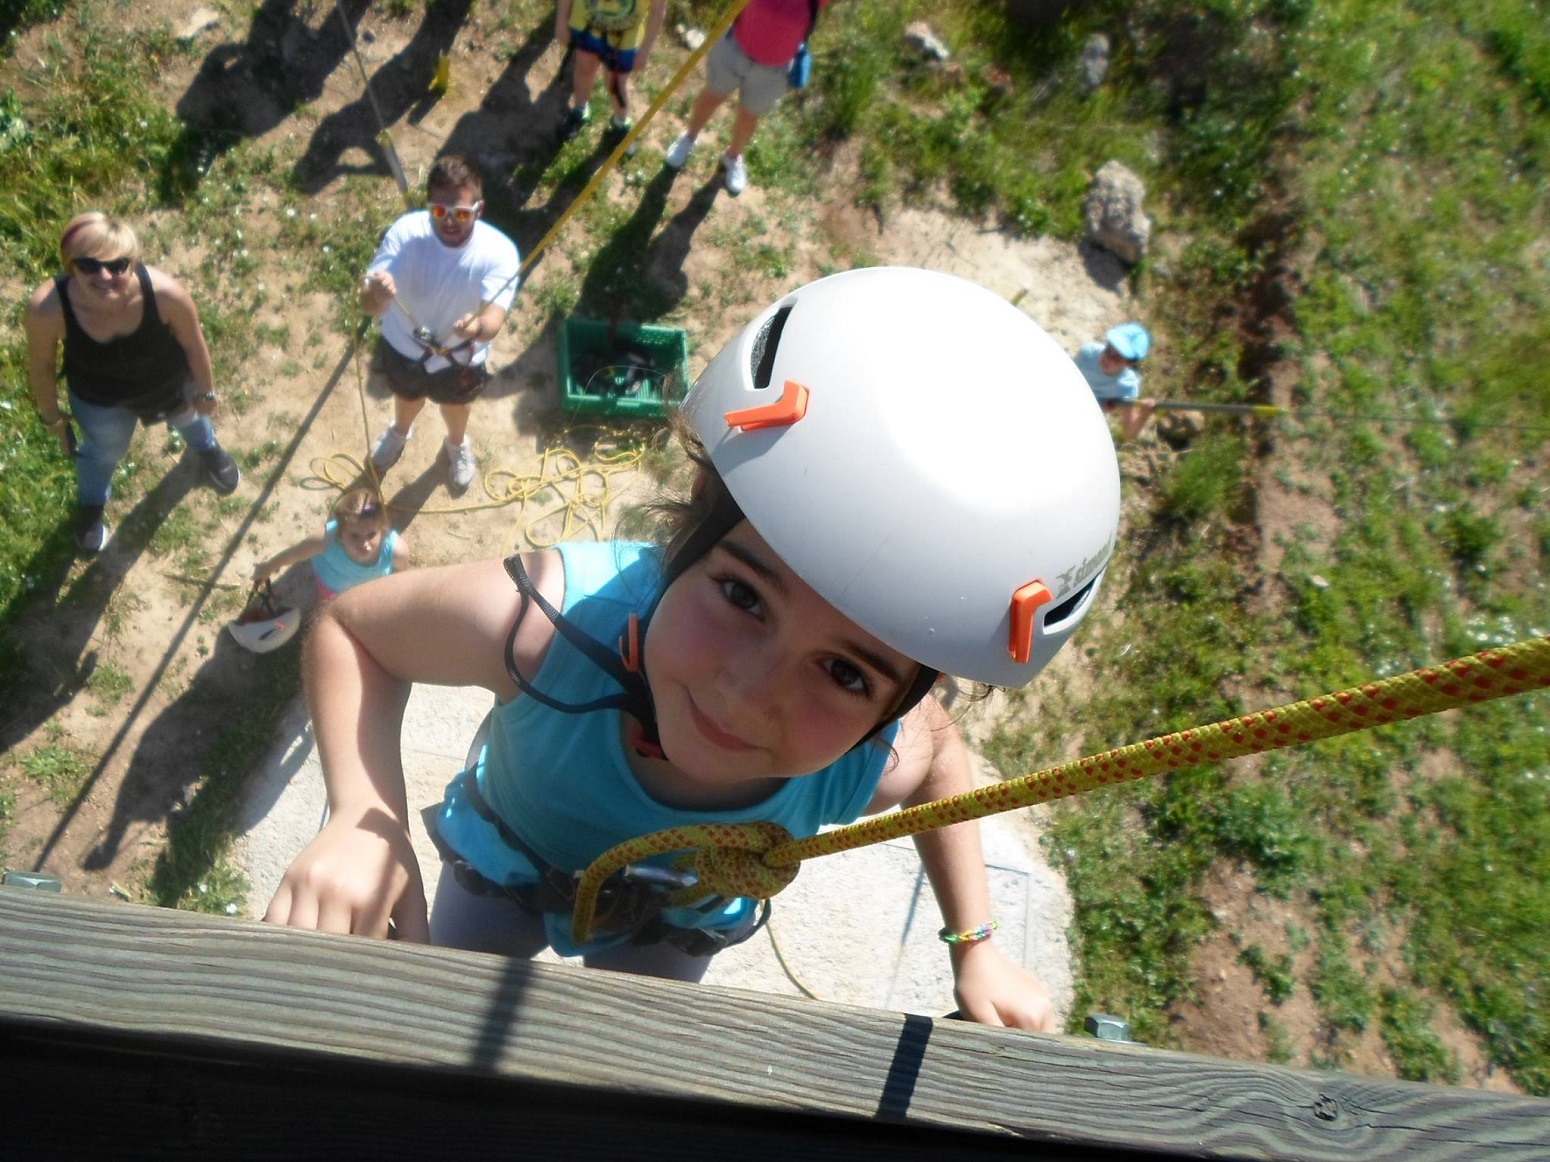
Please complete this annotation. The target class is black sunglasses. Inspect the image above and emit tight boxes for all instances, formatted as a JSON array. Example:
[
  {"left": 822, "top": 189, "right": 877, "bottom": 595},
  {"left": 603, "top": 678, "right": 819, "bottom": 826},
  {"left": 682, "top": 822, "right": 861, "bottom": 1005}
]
[{"left": 74, "top": 256, "right": 133, "bottom": 276}]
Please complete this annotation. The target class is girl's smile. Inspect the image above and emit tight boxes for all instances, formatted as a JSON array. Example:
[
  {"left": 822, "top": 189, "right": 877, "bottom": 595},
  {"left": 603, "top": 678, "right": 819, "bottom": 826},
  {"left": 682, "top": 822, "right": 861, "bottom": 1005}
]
[{"left": 639, "top": 522, "right": 917, "bottom": 802}]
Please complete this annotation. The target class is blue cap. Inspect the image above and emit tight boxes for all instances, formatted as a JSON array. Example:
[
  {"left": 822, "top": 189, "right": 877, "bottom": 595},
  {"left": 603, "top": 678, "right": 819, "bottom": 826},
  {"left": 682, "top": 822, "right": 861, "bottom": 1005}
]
[{"left": 1105, "top": 323, "right": 1151, "bottom": 362}]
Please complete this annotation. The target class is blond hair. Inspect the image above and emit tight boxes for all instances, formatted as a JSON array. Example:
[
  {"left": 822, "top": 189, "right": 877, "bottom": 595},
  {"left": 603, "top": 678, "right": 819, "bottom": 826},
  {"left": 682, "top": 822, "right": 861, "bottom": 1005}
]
[
  {"left": 333, "top": 486, "right": 388, "bottom": 533},
  {"left": 59, "top": 211, "right": 141, "bottom": 267}
]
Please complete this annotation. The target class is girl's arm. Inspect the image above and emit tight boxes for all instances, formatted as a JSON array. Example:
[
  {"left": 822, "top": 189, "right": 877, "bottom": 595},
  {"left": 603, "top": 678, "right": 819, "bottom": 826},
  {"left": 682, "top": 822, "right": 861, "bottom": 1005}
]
[
  {"left": 263, "top": 553, "right": 560, "bottom": 940},
  {"left": 391, "top": 533, "right": 411, "bottom": 572},
  {"left": 869, "top": 697, "right": 1059, "bottom": 1032},
  {"left": 252, "top": 531, "right": 327, "bottom": 584}
]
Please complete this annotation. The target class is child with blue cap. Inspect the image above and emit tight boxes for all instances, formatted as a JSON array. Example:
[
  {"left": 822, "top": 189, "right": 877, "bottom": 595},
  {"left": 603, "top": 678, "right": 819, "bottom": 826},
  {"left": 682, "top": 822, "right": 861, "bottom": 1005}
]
[{"left": 1074, "top": 322, "right": 1156, "bottom": 442}]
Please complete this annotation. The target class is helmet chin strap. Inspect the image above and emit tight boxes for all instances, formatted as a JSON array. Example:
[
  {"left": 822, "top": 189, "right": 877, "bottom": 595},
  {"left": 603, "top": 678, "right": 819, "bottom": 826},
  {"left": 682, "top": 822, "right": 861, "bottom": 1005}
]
[{"left": 502, "top": 554, "right": 664, "bottom": 756}]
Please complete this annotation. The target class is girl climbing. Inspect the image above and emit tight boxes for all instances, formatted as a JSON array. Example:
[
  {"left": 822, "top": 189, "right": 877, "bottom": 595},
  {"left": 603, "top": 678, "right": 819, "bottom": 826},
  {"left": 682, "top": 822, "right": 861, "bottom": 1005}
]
[
  {"left": 264, "top": 267, "right": 1121, "bottom": 1031},
  {"left": 252, "top": 486, "right": 408, "bottom": 600}
]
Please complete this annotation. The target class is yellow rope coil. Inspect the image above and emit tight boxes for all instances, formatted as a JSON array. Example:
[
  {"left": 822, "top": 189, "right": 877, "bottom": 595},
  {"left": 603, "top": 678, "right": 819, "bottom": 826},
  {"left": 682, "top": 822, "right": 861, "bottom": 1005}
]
[{"left": 570, "top": 635, "right": 1550, "bottom": 944}]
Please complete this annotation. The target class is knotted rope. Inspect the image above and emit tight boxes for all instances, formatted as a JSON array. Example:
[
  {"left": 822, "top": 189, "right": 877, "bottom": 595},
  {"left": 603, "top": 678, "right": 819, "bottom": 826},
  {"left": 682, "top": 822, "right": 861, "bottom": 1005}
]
[{"left": 571, "top": 634, "right": 1550, "bottom": 944}]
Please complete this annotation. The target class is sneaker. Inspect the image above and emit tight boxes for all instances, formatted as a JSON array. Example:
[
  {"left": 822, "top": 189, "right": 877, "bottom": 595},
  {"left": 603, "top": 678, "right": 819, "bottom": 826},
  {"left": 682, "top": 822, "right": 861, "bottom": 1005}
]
[
  {"left": 664, "top": 131, "right": 696, "bottom": 170},
  {"left": 74, "top": 504, "right": 110, "bottom": 555},
  {"left": 445, "top": 437, "right": 476, "bottom": 491},
  {"left": 721, "top": 152, "right": 748, "bottom": 196},
  {"left": 199, "top": 444, "right": 241, "bottom": 495},
  {"left": 559, "top": 104, "right": 591, "bottom": 143},
  {"left": 605, "top": 115, "right": 637, "bottom": 157},
  {"left": 371, "top": 425, "right": 408, "bottom": 473}
]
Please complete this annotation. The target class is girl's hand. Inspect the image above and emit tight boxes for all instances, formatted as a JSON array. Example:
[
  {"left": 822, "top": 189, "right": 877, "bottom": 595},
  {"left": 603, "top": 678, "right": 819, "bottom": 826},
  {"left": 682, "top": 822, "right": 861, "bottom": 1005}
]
[
  {"left": 251, "top": 560, "right": 274, "bottom": 584},
  {"left": 263, "top": 811, "right": 429, "bottom": 941},
  {"left": 950, "top": 939, "right": 1059, "bottom": 1032}
]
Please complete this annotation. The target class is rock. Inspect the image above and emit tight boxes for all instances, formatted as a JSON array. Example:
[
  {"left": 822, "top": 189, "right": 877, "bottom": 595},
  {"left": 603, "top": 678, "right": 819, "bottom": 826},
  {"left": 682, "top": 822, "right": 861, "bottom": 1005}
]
[
  {"left": 676, "top": 23, "right": 705, "bottom": 52},
  {"left": 1084, "top": 160, "right": 1151, "bottom": 265},
  {"left": 177, "top": 6, "right": 220, "bottom": 40},
  {"left": 903, "top": 21, "right": 951, "bottom": 62},
  {"left": 1080, "top": 33, "right": 1110, "bottom": 92}
]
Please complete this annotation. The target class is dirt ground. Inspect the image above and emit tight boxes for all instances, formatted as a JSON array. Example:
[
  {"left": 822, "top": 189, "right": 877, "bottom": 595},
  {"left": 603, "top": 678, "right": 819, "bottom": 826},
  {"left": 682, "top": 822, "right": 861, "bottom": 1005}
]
[{"left": 0, "top": 0, "right": 1506, "bottom": 1090}]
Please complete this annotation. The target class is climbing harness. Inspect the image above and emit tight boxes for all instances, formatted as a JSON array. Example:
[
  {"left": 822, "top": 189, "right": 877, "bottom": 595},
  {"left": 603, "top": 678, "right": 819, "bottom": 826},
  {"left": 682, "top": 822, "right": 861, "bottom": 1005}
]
[{"left": 567, "top": 634, "right": 1550, "bottom": 943}]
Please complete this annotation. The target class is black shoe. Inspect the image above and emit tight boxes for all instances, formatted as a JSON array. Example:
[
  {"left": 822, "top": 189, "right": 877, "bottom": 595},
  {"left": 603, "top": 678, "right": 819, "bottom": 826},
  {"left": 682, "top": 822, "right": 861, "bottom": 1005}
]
[
  {"left": 558, "top": 104, "right": 590, "bottom": 143},
  {"left": 199, "top": 444, "right": 241, "bottom": 495},
  {"left": 74, "top": 504, "right": 109, "bottom": 554}
]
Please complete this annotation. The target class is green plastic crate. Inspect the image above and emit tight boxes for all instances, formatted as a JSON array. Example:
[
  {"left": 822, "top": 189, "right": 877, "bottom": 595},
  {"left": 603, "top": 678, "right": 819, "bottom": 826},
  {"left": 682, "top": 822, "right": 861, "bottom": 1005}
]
[{"left": 557, "top": 317, "right": 690, "bottom": 419}]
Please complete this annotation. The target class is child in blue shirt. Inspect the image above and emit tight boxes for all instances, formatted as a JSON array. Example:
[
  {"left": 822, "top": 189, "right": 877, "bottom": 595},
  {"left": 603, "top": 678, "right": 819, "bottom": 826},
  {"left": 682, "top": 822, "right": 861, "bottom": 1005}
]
[
  {"left": 253, "top": 487, "right": 408, "bottom": 600},
  {"left": 1074, "top": 321, "right": 1156, "bottom": 441},
  {"left": 265, "top": 268, "right": 1122, "bottom": 1032}
]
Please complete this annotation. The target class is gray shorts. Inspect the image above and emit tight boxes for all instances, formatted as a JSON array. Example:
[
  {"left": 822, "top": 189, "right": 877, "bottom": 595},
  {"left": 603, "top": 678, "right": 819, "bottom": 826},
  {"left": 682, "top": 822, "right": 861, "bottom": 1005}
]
[{"left": 705, "top": 29, "right": 792, "bottom": 116}]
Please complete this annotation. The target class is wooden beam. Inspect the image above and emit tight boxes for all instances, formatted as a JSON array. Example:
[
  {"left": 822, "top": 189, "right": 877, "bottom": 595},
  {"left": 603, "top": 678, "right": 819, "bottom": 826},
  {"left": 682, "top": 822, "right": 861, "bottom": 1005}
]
[{"left": 2, "top": 889, "right": 1547, "bottom": 1158}]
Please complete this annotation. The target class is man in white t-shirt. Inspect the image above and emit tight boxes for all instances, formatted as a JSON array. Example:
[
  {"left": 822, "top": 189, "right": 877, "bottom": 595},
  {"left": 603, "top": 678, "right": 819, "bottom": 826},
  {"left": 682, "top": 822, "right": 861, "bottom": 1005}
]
[{"left": 359, "top": 156, "right": 521, "bottom": 491}]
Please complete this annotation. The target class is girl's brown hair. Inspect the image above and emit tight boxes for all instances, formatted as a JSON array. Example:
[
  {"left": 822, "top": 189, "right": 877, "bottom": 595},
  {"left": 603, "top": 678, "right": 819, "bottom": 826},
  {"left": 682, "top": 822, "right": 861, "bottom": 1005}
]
[{"left": 333, "top": 487, "right": 388, "bottom": 532}]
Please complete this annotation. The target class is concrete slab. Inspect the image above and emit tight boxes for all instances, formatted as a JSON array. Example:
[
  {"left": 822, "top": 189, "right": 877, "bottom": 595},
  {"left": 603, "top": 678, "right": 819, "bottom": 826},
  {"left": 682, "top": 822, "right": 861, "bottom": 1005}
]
[{"left": 234, "top": 683, "right": 1074, "bottom": 1022}]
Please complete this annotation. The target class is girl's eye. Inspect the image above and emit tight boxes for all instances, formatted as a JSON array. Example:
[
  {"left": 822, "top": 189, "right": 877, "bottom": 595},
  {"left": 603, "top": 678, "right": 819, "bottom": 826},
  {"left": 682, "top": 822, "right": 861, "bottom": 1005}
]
[
  {"left": 718, "top": 576, "right": 761, "bottom": 614},
  {"left": 824, "top": 657, "right": 872, "bottom": 698}
]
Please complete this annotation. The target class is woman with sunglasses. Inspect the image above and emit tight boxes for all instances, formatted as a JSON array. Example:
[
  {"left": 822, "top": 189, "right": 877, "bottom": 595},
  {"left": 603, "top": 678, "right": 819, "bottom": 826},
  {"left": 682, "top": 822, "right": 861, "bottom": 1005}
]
[{"left": 25, "top": 211, "right": 241, "bottom": 553}]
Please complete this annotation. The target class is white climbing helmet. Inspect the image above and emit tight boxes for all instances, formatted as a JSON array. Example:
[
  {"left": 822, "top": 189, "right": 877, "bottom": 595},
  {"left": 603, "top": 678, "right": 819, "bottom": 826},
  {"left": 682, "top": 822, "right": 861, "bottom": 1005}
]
[
  {"left": 227, "top": 583, "right": 302, "bottom": 654},
  {"left": 680, "top": 266, "right": 1121, "bottom": 688}
]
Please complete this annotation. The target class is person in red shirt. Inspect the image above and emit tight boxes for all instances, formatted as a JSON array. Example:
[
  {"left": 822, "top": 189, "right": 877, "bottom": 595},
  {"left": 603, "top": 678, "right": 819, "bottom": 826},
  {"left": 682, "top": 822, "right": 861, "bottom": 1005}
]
[{"left": 663, "top": 0, "right": 827, "bottom": 196}]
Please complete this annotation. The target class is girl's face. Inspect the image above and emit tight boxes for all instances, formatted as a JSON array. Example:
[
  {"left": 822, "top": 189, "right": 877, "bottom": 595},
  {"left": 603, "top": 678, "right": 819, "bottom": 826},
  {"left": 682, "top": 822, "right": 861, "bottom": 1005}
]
[
  {"left": 1098, "top": 344, "right": 1130, "bottom": 376},
  {"left": 339, "top": 521, "right": 383, "bottom": 565},
  {"left": 644, "top": 522, "right": 917, "bottom": 786}
]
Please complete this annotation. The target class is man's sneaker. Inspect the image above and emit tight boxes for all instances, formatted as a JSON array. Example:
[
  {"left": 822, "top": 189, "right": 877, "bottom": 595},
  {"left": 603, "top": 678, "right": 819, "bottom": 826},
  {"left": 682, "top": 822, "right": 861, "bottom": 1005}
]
[
  {"left": 664, "top": 132, "right": 696, "bottom": 170},
  {"left": 559, "top": 104, "right": 591, "bottom": 143},
  {"left": 721, "top": 152, "right": 748, "bottom": 196},
  {"left": 371, "top": 425, "right": 408, "bottom": 473},
  {"left": 199, "top": 444, "right": 241, "bottom": 495},
  {"left": 445, "top": 437, "right": 476, "bottom": 491},
  {"left": 74, "top": 504, "right": 109, "bottom": 555}
]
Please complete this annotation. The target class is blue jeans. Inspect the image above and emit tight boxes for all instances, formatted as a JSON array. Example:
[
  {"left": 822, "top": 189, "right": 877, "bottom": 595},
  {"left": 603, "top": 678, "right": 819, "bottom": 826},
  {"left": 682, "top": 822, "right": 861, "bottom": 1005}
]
[{"left": 69, "top": 389, "right": 217, "bottom": 506}]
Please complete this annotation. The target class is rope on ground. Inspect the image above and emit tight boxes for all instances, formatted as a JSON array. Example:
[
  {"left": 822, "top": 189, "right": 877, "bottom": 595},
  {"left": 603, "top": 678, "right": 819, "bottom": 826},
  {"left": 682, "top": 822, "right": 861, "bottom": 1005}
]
[
  {"left": 570, "top": 634, "right": 1550, "bottom": 945},
  {"left": 298, "top": 409, "right": 663, "bottom": 545}
]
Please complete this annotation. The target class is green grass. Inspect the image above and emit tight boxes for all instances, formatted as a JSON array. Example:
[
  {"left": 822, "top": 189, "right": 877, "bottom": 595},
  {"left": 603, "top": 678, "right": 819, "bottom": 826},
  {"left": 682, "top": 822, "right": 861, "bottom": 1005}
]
[{"left": 16, "top": 741, "right": 92, "bottom": 805}]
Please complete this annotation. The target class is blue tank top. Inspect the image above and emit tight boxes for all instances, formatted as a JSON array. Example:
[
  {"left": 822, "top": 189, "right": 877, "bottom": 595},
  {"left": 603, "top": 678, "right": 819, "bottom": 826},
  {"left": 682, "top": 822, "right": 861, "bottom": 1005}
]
[
  {"left": 311, "top": 520, "right": 399, "bottom": 595},
  {"left": 433, "top": 541, "right": 897, "bottom": 955}
]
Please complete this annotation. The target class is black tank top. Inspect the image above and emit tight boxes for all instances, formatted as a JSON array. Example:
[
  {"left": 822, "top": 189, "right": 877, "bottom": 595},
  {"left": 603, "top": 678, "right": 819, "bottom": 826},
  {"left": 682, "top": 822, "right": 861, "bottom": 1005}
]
[{"left": 57, "top": 264, "right": 192, "bottom": 419}]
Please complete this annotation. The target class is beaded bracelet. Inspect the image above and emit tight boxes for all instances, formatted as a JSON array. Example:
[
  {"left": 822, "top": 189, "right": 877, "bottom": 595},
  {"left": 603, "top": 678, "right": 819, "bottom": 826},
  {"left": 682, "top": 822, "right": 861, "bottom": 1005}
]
[{"left": 938, "top": 919, "right": 999, "bottom": 946}]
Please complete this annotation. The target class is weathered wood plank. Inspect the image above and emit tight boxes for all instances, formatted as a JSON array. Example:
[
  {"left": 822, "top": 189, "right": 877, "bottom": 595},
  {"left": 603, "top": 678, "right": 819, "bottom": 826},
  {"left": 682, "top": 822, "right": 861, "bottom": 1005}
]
[{"left": 2, "top": 889, "right": 1547, "bottom": 1159}]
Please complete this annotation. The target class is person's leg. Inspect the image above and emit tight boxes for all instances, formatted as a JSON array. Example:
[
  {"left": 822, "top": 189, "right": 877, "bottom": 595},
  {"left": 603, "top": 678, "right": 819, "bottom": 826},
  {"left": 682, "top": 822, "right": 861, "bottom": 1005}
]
[
  {"left": 429, "top": 871, "right": 551, "bottom": 957},
  {"left": 570, "top": 49, "right": 602, "bottom": 110},
  {"left": 67, "top": 393, "right": 139, "bottom": 506},
  {"left": 686, "top": 85, "right": 728, "bottom": 137},
  {"left": 609, "top": 70, "right": 631, "bottom": 120},
  {"left": 583, "top": 939, "right": 713, "bottom": 983},
  {"left": 439, "top": 400, "right": 472, "bottom": 446},
  {"left": 167, "top": 406, "right": 217, "bottom": 453},
  {"left": 393, "top": 393, "right": 428, "bottom": 438},
  {"left": 725, "top": 106, "right": 762, "bottom": 158}
]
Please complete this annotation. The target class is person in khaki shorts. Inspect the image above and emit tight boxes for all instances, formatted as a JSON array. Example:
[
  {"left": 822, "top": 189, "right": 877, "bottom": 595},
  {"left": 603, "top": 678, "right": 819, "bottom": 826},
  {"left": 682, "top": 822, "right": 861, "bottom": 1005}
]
[
  {"left": 359, "top": 156, "right": 520, "bottom": 491},
  {"left": 663, "top": 0, "right": 827, "bottom": 196}
]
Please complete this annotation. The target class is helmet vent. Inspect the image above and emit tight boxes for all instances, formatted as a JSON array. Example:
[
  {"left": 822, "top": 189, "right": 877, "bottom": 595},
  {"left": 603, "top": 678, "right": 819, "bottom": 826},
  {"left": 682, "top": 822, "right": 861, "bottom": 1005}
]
[
  {"left": 1042, "top": 575, "right": 1099, "bottom": 633},
  {"left": 750, "top": 305, "right": 792, "bottom": 390}
]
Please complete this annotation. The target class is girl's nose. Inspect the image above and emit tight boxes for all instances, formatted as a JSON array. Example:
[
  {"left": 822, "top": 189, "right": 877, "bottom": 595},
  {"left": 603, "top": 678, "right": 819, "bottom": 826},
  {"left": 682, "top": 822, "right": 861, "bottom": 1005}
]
[{"left": 720, "top": 644, "right": 785, "bottom": 715}]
